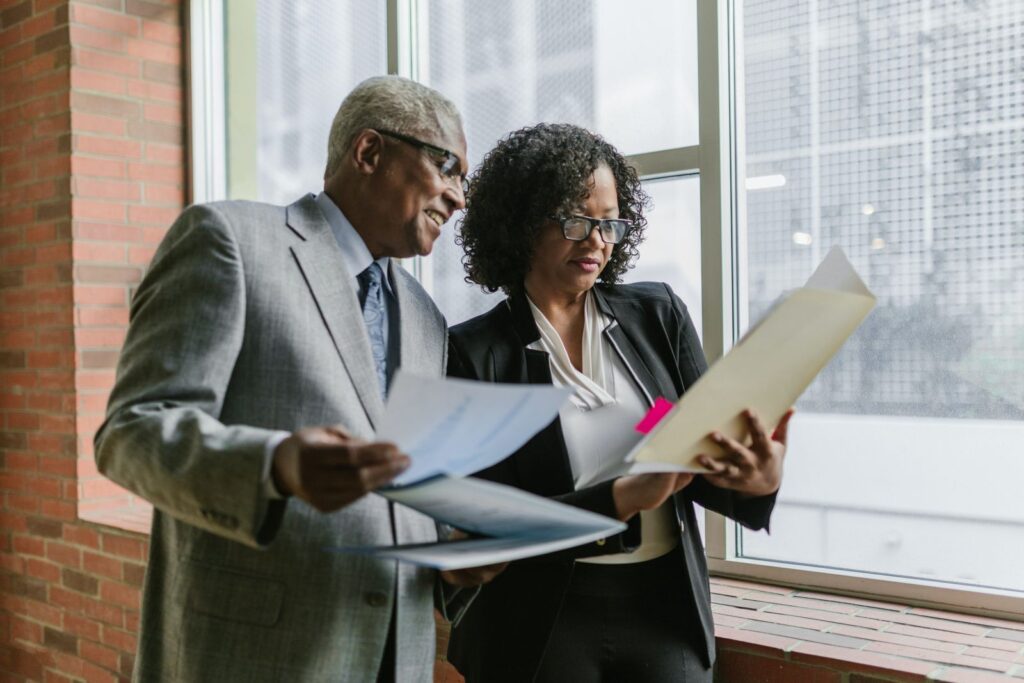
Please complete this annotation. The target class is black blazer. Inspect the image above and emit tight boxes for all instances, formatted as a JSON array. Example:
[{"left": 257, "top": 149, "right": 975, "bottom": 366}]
[{"left": 447, "top": 282, "right": 778, "bottom": 683}]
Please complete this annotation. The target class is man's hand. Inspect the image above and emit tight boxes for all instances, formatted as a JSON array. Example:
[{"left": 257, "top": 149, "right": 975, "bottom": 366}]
[
  {"left": 612, "top": 472, "right": 695, "bottom": 521},
  {"left": 272, "top": 426, "right": 410, "bottom": 512},
  {"left": 695, "top": 408, "right": 794, "bottom": 497}
]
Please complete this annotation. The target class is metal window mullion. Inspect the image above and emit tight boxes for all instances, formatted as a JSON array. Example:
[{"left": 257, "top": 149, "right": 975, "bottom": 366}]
[
  {"left": 387, "top": 0, "right": 434, "bottom": 288},
  {"left": 697, "top": 0, "right": 738, "bottom": 562},
  {"left": 223, "top": 0, "right": 257, "bottom": 200},
  {"left": 628, "top": 145, "right": 701, "bottom": 178},
  {"left": 386, "top": 0, "right": 417, "bottom": 78},
  {"left": 187, "top": 0, "right": 227, "bottom": 204}
]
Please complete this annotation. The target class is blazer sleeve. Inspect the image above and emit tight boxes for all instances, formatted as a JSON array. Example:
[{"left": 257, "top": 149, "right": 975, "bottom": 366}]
[
  {"left": 666, "top": 283, "right": 777, "bottom": 531},
  {"left": 94, "top": 204, "right": 284, "bottom": 548}
]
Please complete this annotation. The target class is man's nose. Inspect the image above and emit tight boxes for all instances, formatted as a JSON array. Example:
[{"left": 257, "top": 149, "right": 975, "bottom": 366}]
[{"left": 444, "top": 180, "right": 466, "bottom": 211}]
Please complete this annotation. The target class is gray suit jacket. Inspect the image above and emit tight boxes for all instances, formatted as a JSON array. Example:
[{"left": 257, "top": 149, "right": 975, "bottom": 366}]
[{"left": 95, "top": 195, "right": 447, "bottom": 682}]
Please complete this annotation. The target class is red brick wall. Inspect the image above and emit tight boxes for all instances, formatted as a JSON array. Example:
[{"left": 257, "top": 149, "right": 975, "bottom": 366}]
[{"left": 1, "top": 1, "right": 183, "bottom": 680}]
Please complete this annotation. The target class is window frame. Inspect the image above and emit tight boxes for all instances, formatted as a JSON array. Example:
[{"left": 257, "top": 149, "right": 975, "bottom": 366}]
[{"left": 188, "top": 0, "right": 1024, "bottom": 620}]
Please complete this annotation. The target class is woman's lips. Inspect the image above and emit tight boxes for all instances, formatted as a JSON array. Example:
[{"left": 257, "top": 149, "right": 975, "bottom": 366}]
[{"left": 571, "top": 258, "right": 600, "bottom": 273}]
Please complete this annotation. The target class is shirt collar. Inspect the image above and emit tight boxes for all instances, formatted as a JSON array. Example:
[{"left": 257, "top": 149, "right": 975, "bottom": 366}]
[
  {"left": 525, "top": 290, "right": 616, "bottom": 410},
  {"left": 316, "top": 191, "right": 392, "bottom": 292}
]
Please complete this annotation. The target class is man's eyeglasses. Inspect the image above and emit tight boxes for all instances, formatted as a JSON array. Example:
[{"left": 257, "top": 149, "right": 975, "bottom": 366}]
[
  {"left": 550, "top": 215, "right": 632, "bottom": 245},
  {"left": 375, "top": 129, "right": 468, "bottom": 194}
]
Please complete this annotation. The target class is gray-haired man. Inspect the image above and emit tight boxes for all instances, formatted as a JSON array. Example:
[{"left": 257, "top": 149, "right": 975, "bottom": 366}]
[{"left": 96, "top": 76, "right": 500, "bottom": 683}]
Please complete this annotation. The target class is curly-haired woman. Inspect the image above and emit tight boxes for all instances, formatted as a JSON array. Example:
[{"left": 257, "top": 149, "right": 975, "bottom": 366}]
[{"left": 446, "top": 123, "right": 793, "bottom": 683}]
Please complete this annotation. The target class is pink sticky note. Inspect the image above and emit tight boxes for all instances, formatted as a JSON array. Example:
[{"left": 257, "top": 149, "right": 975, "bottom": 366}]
[{"left": 634, "top": 397, "right": 675, "bottom": 434}]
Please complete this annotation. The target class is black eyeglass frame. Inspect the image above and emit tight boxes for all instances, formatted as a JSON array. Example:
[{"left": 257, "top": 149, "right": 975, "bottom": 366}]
[
  {"left": 549, "top": 214, "right": 633, "bottom": 245},
  {"left": 375, "top": 129, "right": 468, "bottom": 193}
]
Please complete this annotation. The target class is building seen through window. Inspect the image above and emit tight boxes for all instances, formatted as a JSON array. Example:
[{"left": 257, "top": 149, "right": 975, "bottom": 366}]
[{"left": 740, "top": 0, "right": 1024, "bottom": 591}]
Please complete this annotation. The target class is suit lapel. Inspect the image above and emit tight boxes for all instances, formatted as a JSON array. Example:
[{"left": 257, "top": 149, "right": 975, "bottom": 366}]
[
  {"left": 286, "top": 195, "right": 384, "bottom": 427},
  {"left": 520, "top": 349, "right": 576, "bottom": 496},
  {"left": 504, "top": 292, "right": 576, "bottom": 495},
  {"left": 390, "top": 262, "right": 443, "bottom": 377},
  {"left": 594, "top": 286, "right": 681, "bottom": 404}
]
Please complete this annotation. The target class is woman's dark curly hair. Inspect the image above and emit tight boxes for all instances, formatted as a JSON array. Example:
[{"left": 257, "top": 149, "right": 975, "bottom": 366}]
[{"left": 457, "top": 123, "right": 649, "bottom": 295}]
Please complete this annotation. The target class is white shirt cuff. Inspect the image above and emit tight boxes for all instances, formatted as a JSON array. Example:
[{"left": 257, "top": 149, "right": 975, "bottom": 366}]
[{"left": 262, "top": 431, "right": 291, "bottom": 499}]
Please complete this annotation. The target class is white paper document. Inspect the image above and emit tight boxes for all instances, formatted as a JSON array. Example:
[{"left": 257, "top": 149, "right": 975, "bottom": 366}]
[
  {"left": 327, "top": 475, "right": 626, "bottom": 570},
  {"left": 602, "top": 247, "right": 876, "bottom": 479},
  {"left": 379, "top": 371, "right": 570, "bottom": 486},
  {"left": 322, "top": 372, "right": 621, "bottom": 568}
]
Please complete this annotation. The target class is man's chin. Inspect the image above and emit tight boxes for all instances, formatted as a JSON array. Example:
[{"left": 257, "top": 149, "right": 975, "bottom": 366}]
[{"left": 413, "top": 230, "right": 441, "bottom": 257}]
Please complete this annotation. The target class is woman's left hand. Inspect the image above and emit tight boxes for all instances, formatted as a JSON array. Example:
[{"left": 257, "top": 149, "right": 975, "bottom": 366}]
[
  {"left": 695, "top": 408, "right": 794, "bottom": 498},
  {"left": 440, "top": 563, "right": 508, "bottom": 588},
  {"left": 438, "top": 529, "right": 508, "bottom": 587}
]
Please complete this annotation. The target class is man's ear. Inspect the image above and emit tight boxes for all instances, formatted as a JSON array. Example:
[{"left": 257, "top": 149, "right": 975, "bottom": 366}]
[{"left": 350, "top": 129, "right": 384, "bottom": 175}]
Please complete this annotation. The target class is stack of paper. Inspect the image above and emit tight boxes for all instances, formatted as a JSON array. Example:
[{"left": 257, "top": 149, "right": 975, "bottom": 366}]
[
  {"left": 353, "top": 475, "right": 625, "bottom": 569},
  {"left": 327, "top": 372, "right": 627, "bottom": 570}
]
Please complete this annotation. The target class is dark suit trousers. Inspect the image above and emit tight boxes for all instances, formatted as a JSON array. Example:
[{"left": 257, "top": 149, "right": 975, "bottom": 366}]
[{"left": 534, "top": 545, "right": 712, "bottom": 683}]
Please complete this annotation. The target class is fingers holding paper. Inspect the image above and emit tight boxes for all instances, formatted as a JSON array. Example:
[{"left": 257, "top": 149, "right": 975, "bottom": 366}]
[
  {"left": 438, "top": 529, "right": 508, "bottom": 587},
  {"left": 441, "top": 563, "right": 508, "bottom": 587},
  {"left": 696, "top": 408, "right": 794, "bottom": 497},
  {"left": 271, "top": 426, "right": 411, "bottom": 512}
]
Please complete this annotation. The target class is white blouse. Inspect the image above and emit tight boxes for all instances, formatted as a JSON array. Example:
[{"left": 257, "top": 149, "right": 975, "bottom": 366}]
[{"left": 527, "top": 292, "right": 678, "bottom": 564}]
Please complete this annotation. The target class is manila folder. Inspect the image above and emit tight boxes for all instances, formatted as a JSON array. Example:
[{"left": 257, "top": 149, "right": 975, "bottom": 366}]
[{"left": 628, "top": 246, "right": 876, "bottom": 470}]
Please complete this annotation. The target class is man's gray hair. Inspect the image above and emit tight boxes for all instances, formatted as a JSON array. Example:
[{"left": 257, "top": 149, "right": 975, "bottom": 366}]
[{"left": 324, "top": 75, "right": 463, "bottom": 178}]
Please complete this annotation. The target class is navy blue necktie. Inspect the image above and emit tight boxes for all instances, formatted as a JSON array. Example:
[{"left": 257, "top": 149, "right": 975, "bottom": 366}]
[{"left": 358, "top": 263, "right": 388, "bottom": 396}]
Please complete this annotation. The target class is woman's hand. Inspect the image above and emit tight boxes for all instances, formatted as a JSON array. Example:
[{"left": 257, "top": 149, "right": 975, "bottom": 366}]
[
  {"left": 612, "top": 472, "right": 695, "bottom": 521},
  {"left": 696, "top": 408, "right": 794, "bottom": 498},
  {"left": 440, "top": 563, "right": 508, "bottom": 588},
  {"left": 438, "top": 529, "right": 508, "bottom": 587}
]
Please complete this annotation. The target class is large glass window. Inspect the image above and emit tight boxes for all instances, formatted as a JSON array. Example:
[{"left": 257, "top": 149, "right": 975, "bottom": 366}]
[
  {"left": 628, "top": 175, "right": 702, "bottom": 339},
  {"left": 736, "top": 0, "right": 1024, "bottom": 593},
  {"left": 421, "top": 0, "right": 699, "bottom": 325}
]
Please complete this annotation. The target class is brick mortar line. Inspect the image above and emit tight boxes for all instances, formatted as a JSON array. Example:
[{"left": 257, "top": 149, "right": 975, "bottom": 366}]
[
  {"left": 726, "top": 599, "right": 1024, "bottom": 670},
  {"left": 872, "top": 622, "right": 972, "bottom": 657},
  {"left": 726, "top": 632, "right": 949, "bottom": 678},
  {"left": 0, "top": 22, "right": 71, "bottom": 53}
]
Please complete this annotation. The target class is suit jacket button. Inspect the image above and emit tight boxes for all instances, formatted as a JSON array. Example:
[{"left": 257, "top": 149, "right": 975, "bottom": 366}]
[
  {"left": 596, "top": 538, "right": 606, "bottom": 546},
  {"left": 365, "top": 591, "right": 388, "bottom": 607}
]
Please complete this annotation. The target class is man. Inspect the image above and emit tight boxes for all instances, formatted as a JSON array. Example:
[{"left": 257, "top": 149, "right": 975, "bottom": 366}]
[{"left": 95, "top": 76, "right": 496, "bottom": 683}]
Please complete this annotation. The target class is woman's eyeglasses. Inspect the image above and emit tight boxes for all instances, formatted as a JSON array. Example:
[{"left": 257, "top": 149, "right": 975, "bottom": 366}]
[
  {"left": 550, "top": 215, "right": 632, "bottom": 245},
  {"left": 375, "top": 129, "right": 468, "bottom": 195}
]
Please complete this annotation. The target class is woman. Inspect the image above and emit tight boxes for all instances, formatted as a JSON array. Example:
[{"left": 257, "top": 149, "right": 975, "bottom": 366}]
[{"left": 446, "top": 123, "right": 792, "bottom": 683}]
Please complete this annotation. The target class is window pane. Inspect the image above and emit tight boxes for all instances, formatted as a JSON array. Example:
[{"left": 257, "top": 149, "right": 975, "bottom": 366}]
[
  {"left": 423, "top": 0, "right": 698, "bottom": 166},
  {"left": 627, "top": 175, "right": 702, "bottom": 341},
  {"left": 429, "top": 211, "right": 503, "bottom": 325},
  {"left": 739, "top": 0, "right": 1024, "bottom": 592},
  {"left": 426, "top": 0, "right": 698, "bottom": 323},
  {"left": 237, "top": 0, "right": 386, "bottom": 203},
  {"left": 433, "top": 175, "right": 702, "bottom": 337}
]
